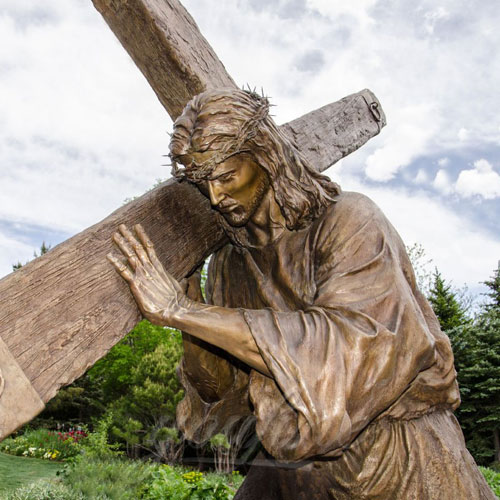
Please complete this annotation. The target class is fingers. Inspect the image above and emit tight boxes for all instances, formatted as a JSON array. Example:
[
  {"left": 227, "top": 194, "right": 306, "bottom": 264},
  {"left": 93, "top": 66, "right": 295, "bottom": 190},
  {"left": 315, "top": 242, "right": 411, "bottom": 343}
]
[
  {"left": 134, "top": 223, "right": 153, "bottom": 250},
  {"left": 112, "top": 232, "right": 138, "bottom": 270},
  {"left": 134, "top": 224, "right": 164, "bottom": 271},
  {"left": 133, "top": 224, "right": 182, "bottom": 293},
  {"left": 107, "top": 252, "right": 133, "bottom": 282},
  {"left": 117, "top": 224, "right": 151, "bottom": 267},
  {"left": 111, "top": 223, "right": 184, "bottom": 295}
]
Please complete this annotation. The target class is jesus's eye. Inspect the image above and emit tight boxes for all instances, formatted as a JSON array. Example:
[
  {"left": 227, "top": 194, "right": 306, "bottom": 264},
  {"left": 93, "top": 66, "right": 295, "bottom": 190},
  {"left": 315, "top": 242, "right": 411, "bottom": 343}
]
[{"left": 218, "top": 172, "right": 234, "bottom": 183}]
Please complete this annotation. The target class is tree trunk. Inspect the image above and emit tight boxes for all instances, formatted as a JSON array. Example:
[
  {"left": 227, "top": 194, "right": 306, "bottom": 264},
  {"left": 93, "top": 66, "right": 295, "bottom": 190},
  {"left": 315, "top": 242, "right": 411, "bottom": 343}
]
[{"left": 494, "top": 428, "right": 500, "bottom": 463}]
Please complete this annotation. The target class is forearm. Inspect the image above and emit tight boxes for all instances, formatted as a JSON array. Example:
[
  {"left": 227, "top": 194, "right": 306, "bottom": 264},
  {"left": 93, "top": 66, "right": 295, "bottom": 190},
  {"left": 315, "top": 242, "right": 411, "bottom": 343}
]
[
  {"left": 169, "top": 301, "right": 271, "bottom": 377},
  {"left": 107, "top": 224, "right": 269, "bottom": 376}
]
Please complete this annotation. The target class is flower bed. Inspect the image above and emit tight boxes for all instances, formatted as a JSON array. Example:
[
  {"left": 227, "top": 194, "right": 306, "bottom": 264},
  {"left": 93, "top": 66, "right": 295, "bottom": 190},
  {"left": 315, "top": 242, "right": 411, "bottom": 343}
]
[{"left": 0, "top": 428, "right": 87, "bottom": 461}]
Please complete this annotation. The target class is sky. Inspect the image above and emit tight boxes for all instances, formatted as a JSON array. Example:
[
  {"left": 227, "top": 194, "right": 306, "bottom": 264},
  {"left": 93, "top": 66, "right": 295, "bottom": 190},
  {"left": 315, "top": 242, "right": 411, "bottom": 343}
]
[{"left": 1, "top": 0, "right": 499, "bottom": 301}]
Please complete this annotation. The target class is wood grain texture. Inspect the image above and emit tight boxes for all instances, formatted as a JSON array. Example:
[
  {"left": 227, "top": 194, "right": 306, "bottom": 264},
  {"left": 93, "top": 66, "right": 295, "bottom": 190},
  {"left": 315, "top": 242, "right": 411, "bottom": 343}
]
[
  {"left": 0, "top": 181, "right": 224, "bottom": 403},
  {"left": 0, "top": 337, "right": 45, "bottom": 439},
  {"left": 91, "top": 0, "right": 237, "bottom": 119},
  {"left": 285, "top": 89, "right": 386, "bottom": 171}
]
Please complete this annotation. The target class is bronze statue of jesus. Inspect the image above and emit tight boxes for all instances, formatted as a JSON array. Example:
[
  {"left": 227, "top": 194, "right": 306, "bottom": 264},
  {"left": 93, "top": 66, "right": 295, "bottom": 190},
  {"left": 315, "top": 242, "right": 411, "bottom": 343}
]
[{"left": 108, "top": 88, "right": 494, "bottom": 499}]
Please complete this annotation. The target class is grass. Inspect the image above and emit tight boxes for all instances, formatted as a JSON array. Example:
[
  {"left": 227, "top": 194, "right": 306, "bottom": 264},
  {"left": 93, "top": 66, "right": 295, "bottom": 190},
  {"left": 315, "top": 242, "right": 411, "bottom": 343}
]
[{"left": 0, "top": 452, "right": 63, "bottom": 494}]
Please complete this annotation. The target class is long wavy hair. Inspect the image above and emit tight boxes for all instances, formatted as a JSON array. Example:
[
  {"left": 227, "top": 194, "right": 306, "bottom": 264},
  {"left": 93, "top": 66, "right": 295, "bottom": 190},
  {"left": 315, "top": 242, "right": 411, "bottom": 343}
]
[{"left": 170, "top": 88, "right": 340, "bottom": 242}]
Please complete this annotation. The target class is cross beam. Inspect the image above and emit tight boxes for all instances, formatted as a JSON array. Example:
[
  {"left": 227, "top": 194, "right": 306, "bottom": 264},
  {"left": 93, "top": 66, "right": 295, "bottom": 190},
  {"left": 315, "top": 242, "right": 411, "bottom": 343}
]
[{"left": 0, "top": 0, "right": 385, "bottom": 439}]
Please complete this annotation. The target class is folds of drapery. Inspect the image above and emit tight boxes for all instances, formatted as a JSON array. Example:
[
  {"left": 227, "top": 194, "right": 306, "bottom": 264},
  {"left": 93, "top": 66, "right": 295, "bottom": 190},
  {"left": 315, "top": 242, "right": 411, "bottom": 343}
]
[{"left": 176, "top": 192, "right": 460, "bottom": 462}]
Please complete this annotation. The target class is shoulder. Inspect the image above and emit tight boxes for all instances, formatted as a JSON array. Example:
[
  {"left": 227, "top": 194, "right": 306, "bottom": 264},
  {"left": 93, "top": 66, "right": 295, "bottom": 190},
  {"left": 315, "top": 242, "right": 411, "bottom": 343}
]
[
  {"left": 314, "top": 191, "right": 389, "bottom": 241},
  {"left": 311, "top": 190, "right": 405, "bottom": 271},
  {"left": 327, "top": 191, "right": 384, "bottom": 219}
]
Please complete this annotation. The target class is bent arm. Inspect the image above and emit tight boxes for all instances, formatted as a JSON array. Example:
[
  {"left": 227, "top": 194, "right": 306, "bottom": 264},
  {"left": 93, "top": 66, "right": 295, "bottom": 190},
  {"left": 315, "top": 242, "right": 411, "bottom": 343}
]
[
  {"left": 170, "top": 302, "right": 270, "bottom": 376},
  {"left": 107, "top": 223, "right": 270, "bottom": 376}
]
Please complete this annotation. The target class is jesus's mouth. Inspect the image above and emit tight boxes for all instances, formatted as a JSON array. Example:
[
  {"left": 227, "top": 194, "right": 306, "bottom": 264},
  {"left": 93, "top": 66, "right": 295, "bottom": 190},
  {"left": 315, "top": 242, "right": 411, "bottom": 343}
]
[{"left": 217, "top": 204, "right": 238, "bottom": 213}]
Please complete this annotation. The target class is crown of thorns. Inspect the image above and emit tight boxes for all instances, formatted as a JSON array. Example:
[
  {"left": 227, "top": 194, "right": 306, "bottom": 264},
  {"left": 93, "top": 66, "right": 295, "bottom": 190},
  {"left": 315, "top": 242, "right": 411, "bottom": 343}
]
[{"left": 170, "top": 90, "right": 270, "bottom": 182}]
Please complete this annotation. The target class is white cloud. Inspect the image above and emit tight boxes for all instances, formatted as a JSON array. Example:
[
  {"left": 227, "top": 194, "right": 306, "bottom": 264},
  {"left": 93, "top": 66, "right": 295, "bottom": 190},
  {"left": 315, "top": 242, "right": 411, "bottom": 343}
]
[
  {"left": 433, "top": 169, "right": 453, "bottom": 195},
  {"left": 438, "top": 157, "right": 449, "bottom": 167},
  {"left": 305, "top": 0, "right": 377, "bottom": 27},
  {"left": 455, "top": 159, "right": 500, "bottom": 199},
  {"left": 423, "top": 7, "right": 450, "bottom": 35},
  {"left": 458, "top": 128, "right": 469, "bottom": 141},
  {"left": 0, "top": 231, "right": 34, "bottom": 278},
  {"left": 414, "top": 168, "right": 429, "bottom": 184},
  {"left": 365, "top": 105, "right": 436, "bottom": 181},
  {"left": 0, "top": 2, "right": 170, "bottom": 235}
]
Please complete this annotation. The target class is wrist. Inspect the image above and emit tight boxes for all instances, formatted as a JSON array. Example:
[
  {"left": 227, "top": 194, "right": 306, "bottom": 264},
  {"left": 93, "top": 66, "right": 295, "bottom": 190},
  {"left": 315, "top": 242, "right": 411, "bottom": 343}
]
[
  {"left": 165, "top": 295, "right": 200, "bottom": 329},
  {"left": 144, "top": 297, "right": 193, "bottom": 328}
]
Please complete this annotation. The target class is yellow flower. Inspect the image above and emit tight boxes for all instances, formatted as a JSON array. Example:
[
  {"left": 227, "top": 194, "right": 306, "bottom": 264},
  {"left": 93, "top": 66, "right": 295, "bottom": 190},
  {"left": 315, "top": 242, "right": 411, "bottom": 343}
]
[{"left": 182, "top": 470, "right": 203, "bottom": 484}]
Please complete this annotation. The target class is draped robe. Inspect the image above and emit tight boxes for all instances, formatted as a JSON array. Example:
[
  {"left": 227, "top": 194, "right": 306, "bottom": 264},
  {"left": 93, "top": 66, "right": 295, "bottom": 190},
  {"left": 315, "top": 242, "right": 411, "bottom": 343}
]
[{"left": 176, "top": 191, "right": 495, "bottom": 499}]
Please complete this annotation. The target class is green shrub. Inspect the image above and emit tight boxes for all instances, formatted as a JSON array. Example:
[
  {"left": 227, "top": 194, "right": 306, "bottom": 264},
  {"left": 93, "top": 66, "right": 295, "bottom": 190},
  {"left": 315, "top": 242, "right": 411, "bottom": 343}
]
[
  {"left": 4, "top": 479, "right": 84, "bottom": 500},
  {"left": 78, "top": 414, "right": 121, "bottom": 460},
  {"left": 60, "top": 456, "right": 152, "bottom": 500},
  {"left": 108, "top": 336, "right": 185, "bottom": 462},
  {"left": 480, "top": 467, "right": 500, "bottom": 498},
  {"left": 142, "top": 464, "right": 244, "bottom": 500}
]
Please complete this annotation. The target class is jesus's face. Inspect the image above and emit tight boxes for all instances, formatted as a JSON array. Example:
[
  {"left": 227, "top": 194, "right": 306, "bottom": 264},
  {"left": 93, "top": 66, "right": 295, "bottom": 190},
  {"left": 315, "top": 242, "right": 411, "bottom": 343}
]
[{"left": 202, "top": 153, "right": 270, "bottom": 227}]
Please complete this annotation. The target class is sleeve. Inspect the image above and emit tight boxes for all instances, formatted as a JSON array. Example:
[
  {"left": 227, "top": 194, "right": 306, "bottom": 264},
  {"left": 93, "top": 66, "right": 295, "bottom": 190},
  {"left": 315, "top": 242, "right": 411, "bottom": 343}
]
[
  {"left": 242, "top": 195, "right": 439, "bottom": 462},
  {"left": 176, "top": 247, "right": 253, "bottom": 444}
]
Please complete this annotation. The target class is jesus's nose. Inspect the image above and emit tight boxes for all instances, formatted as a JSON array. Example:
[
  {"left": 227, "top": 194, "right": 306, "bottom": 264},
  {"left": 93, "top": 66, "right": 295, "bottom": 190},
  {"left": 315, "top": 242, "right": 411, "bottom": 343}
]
[{"left": 208, "top": 182, "right": 225, "bottom": 206}]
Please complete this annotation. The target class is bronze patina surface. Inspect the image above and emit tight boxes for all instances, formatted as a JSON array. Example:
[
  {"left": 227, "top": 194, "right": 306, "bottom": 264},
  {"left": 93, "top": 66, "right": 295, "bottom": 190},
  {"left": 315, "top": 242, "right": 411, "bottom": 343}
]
[{"left": 109, "top": 88, "right": 495, "bottom": 499}]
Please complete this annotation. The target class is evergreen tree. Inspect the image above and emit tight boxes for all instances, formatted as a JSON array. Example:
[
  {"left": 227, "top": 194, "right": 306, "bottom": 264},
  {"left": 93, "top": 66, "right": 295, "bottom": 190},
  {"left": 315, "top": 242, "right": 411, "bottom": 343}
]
[
  {"left": 39, "top": 371, "right": 105, "bottom": 425},
  {"left": 449, "top": 309, "right": 500, "bottom": 464},
  {"left": 88, "top": 319, "right": 174, "bottom": 405},
  {"left": 483, "top": 261, "right": 500, "bottom": 310},
  {"left": 427, "top": 267, "right": 500, "bottom": 464},
  {"left": 428, "top": 269, "right": 469, "bottom": 331},
  {"left": 109, "top": 330, "right": 185, "bottom": 462}
]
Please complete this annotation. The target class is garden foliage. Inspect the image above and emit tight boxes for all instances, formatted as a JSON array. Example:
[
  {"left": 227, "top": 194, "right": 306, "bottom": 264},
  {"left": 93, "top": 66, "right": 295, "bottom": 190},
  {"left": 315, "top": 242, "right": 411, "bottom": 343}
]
[
  {"left": 108, "top": 335, "right": 184, "bottom": 461},
  {"left": 427, "top": 264, "right": 500, "bottom": 465},
  {"left": 139, "top": 464, "right": 243, "bottom": 500},
  {"left": 0, "top": 428, "right": 86, "bottom": 461}
]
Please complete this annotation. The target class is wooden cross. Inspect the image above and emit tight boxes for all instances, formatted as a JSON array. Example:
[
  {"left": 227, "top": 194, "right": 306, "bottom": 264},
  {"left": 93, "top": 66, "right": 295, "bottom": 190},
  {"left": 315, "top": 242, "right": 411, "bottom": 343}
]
[{"left": 0, "top": 0, "right": 386, "bottom": 439}]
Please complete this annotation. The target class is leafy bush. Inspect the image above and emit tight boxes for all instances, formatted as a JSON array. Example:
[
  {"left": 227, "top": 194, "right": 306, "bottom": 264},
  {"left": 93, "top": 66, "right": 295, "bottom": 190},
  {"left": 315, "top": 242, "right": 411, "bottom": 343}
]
[
  {"left": 4, "top": 479, "right": 83, "bottom": 500},
  {"left": 89, "top": 320, "right": 180, "bottom": 405},
  {"left": 61, "top": 456, "right": 152, "bottom": 500},
  {"left": 480, "top": 467, "right": 500, "bottom": 498},
  {"left": 142, "top": 464, "right": 243, "bottom": 500},
  {"left": 5, "top": 455, "right": 152, "bottom": 499},
  {"left": 0, "top": 428, "right": 86, "bottom": 461},
  {"left": 108, "top": 333, "right": 185, "bottom": 461},
  {"left": 78, "top": 414, "right": 121, "bottom": 460}
]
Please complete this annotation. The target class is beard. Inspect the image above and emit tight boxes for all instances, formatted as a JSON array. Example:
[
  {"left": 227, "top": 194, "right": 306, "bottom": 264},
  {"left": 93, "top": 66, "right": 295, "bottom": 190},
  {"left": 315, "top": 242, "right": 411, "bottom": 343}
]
[
  {"left": 220, "top": 174, "right": 270, "bottom": 228},
  {"left": 216, "top": 175, "right": 273, "bottom": 248}
]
